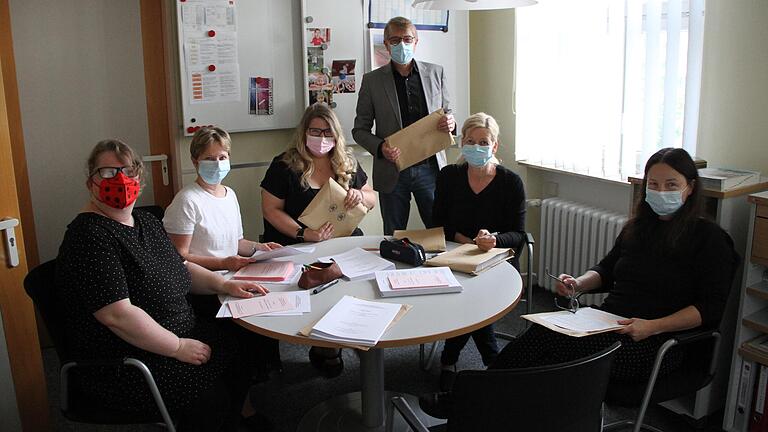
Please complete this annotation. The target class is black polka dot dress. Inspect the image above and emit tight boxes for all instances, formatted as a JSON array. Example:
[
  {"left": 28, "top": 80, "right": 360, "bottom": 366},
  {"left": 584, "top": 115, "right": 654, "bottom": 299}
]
[{"left": 56, "top": 211, "right": 236, "bottom": 415}]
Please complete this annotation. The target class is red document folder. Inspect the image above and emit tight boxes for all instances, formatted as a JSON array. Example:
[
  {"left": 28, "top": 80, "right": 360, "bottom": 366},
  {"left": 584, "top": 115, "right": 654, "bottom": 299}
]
[{"left": 233, "top": 262, "right": 294, "bottom": 282}]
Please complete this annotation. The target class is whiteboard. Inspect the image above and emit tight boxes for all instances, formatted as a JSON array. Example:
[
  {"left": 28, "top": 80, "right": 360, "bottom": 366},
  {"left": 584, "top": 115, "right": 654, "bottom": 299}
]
[
  {"left": 176, "top": 0, "right": 304, "bottom": 136},
  {"left": 301, "top": 0, "right": 469, "bottom": 144}
]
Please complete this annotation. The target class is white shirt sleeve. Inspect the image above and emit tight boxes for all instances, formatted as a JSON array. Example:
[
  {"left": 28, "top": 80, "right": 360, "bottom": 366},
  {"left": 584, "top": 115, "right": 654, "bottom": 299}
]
[{"left": 163, "top": 190, "right": 198, "bottom": 235}]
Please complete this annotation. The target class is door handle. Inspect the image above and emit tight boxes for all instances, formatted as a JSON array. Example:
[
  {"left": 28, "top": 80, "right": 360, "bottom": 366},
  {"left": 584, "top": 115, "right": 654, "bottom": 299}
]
[{"left": 0, "top": 218, "right": 20, "bottom": 267}]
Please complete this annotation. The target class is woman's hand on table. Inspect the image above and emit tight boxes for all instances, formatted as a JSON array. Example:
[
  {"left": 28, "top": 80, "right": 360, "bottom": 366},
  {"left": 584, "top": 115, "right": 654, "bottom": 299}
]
[
  {"left": 222, "top": 279, "right": 269, "bottom": 297},
  {"left": 223, "top": 255, "right": 251, "bottom": 272},
  {"left": 305, "top": 222, "right": 334, "bottom": 242},
  {"left": 474, "top": 229, "right": 497, "bottom": 251},
  {"left": 344, "top": 188, "right": 364, "bottom": 209},
  {"left": 173, "top": 338, "right": 211, "bottom": 365},
  {"left": 615, "top": 318, "right": 659, "bottom": 342}
]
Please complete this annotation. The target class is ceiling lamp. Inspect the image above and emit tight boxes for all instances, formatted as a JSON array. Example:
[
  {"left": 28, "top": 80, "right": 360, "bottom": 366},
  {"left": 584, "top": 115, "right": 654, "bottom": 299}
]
[{"left": 412, "top": 0, "right": 537, "bottom": 10}]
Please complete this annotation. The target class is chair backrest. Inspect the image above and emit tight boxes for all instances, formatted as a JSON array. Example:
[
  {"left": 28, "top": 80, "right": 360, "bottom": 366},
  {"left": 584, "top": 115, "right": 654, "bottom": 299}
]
[
  {"left": 135, "top": 205, "right": 165, "bottom": 222},
  {"left": 24, "top": 259, "right": 73, "bottom": 362},
  {"left": 448, "top": 341, "right": 621, "bottom": 432}
]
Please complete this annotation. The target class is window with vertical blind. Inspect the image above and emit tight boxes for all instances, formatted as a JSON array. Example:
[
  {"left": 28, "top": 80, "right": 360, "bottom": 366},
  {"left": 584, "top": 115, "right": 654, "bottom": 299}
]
[{"left": 514, "top": 0, "right": 705, "bottom": 181}]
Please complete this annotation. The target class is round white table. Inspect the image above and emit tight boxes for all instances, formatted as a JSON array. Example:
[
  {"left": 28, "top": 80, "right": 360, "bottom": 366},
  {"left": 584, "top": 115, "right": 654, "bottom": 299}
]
[{"left": 234, "top": 236, "right": 522, "bottom": 431}]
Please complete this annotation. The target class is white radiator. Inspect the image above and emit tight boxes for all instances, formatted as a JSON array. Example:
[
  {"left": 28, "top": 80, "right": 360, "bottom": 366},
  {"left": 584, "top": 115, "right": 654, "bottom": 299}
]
[{"left": 538, "top": 198, "right": 628, "bottom": 306}]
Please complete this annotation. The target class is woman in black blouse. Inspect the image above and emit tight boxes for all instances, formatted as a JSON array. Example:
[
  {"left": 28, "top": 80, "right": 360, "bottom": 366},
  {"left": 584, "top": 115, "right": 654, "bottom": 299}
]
[
  {"left": 261, "top": 103, "right": 376, "bottom": 246},
  {"left": 261, "top": 103, "right": 376, "bottom": 376},
  {"left": 432, "top": 112, "right": 527, "bottom": 391},
  {"left": 490, "top": 148, "right": 737, "bottom": 381},
  {"left": 56, "top": 140, "right": 271, "bottom": 431}
]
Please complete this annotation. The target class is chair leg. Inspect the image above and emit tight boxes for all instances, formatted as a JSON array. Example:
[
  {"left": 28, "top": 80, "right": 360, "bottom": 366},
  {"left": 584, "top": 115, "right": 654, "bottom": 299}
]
[
  {"left": 419, "top": 342, "right": 439, "bottom": 371},
  {"left": 125, "top": 358, "right": 176, "bottom": 432}
]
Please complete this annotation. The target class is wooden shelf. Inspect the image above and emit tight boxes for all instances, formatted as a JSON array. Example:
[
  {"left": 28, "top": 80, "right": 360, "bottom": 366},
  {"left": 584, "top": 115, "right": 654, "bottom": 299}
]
[
  {"left": 739, "top": 345, "right": 768, "bottom": 367},
  {"left": 743, "top": 308, "right": 768, "bottom": 333},
  {"left": 747, "top": 281, "right": 768, "bottom": 301}
]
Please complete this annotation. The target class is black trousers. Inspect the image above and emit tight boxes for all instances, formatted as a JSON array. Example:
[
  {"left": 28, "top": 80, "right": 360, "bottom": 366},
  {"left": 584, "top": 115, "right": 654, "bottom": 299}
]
[{"left": 441, "top": 324, "right": 500, "bottom": 367}]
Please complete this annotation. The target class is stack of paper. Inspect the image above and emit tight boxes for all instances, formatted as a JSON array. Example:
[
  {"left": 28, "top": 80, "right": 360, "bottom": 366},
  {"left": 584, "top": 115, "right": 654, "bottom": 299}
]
[
  {"left": 393, "top": 227, "right": 447, "bottom": 252},
  {"left": 249, "top": 245, "right": 315, "bottom": 262},
  {"left": 218, "top": 291, "right": 311, "bottom": 319},
  {"left": 698, "top": 167, "right": 760, "bottom": 191},
  {"left": 318, "top": 247, "right": 395, "bottom": 281},
  {"left": 233, "top": 261, "right": 295, "bottom": 282},
  {"left": 309, "top": 295, "right": 402, "bottom": 347},
  {"left": 425, "top": 243, "right": 512, "bottom": 274},
  {"left": 522, "top": 308, "right": 627, "bottom": 337},
  {"left": 375, "top": 267, "right": 462, "bottom": 297}
]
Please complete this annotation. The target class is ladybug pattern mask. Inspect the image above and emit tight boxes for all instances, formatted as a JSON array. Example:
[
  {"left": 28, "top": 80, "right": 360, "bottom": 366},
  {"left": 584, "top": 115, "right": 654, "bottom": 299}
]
[{"left": 97, "top": 172, "right": 140, "bottom": 209}]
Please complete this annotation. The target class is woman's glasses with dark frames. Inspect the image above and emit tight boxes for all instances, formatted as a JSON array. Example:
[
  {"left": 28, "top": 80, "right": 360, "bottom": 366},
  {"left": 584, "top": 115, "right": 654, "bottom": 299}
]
[
  {"left": 307, "top": 128, "right": 334, "bottom": 137},
  {"left": 92, "top": 166, "right": 139, "bottom": 179},
  {"left": 546, "top": 268, "right": 583, "bottom": 314}
]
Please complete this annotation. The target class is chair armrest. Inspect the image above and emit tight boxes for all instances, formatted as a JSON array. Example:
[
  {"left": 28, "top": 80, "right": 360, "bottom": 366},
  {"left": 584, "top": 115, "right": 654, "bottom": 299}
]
[
  {"left": 524, "top": 232, "right": 535, "bottom": 246},
  {"left": 391, "top": 396, "right": 430, "bottom": 432},
  {"left": 669, "top": 328, "right": 718, "bottom": 345}
]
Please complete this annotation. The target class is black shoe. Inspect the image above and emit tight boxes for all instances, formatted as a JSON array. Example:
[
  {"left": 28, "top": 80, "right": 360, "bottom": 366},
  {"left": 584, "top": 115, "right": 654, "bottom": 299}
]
[
  {"left": 439, "top": 367, "right": 457, "bottom": 392},
  {"left": 240, "top": 412, "right": 275, "bottom": 432},
  {"left": 308, "top": 346, "right": 344, "bottom": 378},
  {"left": 419, "top": 391, "right": 453, "bottom": 419}
]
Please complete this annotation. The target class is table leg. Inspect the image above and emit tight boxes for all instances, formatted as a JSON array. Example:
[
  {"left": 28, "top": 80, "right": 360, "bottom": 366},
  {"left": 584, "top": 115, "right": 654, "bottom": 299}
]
[{"left": 359, "top": 348, "right": 385, "bottom": 428}]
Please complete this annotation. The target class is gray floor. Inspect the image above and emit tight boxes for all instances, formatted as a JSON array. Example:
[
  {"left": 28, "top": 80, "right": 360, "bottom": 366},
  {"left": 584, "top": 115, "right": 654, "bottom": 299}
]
[{"left": 43, "top": 287, "right": 726, "bottom": 431}]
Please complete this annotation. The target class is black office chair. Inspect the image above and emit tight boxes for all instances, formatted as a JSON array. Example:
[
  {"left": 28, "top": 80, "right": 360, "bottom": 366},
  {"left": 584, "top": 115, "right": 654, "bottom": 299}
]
[
  {"left": 136, "top": 204, "right": 165, "bottom": 222},
  {"left": 25, "top": 259, "right": 176, "bottom": 431},
  {"left": 604, "top": 245, "right": 741, "bottom": 432},
  {"left": 394, "top": 341, "right": 621, "bottom": 432},
  {"left": 419, "top": 232, "right": 535, "bottom": 370}
]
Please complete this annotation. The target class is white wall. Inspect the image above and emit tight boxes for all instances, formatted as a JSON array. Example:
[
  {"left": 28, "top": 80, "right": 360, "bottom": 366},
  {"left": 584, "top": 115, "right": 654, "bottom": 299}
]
[{"left": 10, "top": 0, "right": 152, "bottom": 261}]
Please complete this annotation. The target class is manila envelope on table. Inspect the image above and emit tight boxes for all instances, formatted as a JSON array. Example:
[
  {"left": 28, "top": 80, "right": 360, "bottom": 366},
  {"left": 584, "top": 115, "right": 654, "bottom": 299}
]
[
  {"left": 298, "top": 178, "right": 368, "bottom": 238},
  {"left": 393, "top": 227, "right": 447, "bottom": 252},
  {"left": 388, "top": 108, "right": 454, "bottom": 171}
]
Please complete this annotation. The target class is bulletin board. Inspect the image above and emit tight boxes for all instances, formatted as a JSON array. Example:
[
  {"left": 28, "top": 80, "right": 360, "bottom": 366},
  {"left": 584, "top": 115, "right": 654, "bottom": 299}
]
[
  {"left": 302, "top": 0, "right": 469, "bottom": 143},
  {"left": 176, "top": 0, "right": 304, "bottom": 136}
]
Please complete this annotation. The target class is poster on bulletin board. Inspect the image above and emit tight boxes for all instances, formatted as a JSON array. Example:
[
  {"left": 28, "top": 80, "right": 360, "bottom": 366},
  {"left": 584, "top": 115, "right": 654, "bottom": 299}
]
[{"left": 176, "top": 0, "right": 304, "bottom": 136}]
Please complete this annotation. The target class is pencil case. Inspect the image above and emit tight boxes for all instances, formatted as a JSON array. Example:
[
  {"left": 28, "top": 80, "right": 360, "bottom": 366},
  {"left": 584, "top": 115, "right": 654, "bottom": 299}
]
[
  {"left": 298, "top": 261, "right": 343, "bottom": 289},
  {"left": 380, "top": 238, "right": 426, "bottom": 267}
]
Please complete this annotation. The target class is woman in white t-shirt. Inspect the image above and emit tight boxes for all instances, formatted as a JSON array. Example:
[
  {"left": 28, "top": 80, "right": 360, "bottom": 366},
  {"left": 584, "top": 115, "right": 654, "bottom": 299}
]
[{"left": 164, "top": 126, "right": 281, "bottom": 272}]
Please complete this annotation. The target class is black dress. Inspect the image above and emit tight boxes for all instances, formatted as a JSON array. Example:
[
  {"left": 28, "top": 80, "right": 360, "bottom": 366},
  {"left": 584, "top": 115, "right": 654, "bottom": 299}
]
[
  {"left": 56, "top": 211, "right": 245, "bottom": 416},
  {"left": 260, "top": 152, "right": 368, "bottom": 245},
  {"left": 432, "top": 163, "right": 527, "bottom": 366}
]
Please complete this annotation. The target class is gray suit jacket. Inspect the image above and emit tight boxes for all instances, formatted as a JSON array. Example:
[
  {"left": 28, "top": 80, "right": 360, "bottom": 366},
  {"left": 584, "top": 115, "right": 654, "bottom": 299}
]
[{"left": 352, "top": 61, "right": 450, "bottom": 193}]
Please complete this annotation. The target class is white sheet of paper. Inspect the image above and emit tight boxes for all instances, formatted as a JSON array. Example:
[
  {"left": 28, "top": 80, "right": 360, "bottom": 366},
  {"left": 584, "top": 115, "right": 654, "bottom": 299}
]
[
  {"left": 310, "top": 295, "right": 402, "bottom": 346},
  {"left": 318, "top": 247, "right": 395, "bottom": 281},
  {"left": 249, "top": 245, "right": 315, "bottom": 262},
  {"left": 387, "top": 271, "right": 450, "bottom": 290},
  {"left": 539, "top": 307, "right": 626, "bottom": 333}
]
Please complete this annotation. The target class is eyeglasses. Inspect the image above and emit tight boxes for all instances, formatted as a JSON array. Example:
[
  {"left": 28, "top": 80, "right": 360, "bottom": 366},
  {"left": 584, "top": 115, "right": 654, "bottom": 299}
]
[
  {"left": 387, "top": 36, "right": 416, "bottom": 45},
  {"left": 308, "top": 128, "right": 334, "bottom": 137},
  {"left": 546, "top": 268, "right": 583, "bottom": 314},
  {"left": 92, "top": 166, "right": 139, "bottom": 179}
]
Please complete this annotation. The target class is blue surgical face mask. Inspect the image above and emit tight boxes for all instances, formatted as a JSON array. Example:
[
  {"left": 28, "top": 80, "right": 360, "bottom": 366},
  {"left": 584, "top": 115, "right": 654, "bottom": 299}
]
[
  {"left": 198, "top": 159, "right": 231, "bottom": 185},
  {"left": 462, "top": 144, "right": 494, "bottom": 167},
  {"left": 645, "top": 187, "right": 687, "bottom": 216},
  {"left": 390, "top": 42, "right": 414, "bottom": 65}
]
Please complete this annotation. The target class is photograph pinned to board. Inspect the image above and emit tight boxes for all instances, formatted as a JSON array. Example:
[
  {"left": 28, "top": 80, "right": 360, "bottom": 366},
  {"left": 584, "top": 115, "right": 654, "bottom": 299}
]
[
  {"left": 308, "top": 27, "right": 331, "bottom": 48},
  {"left": 248, "top": 76, "right": 273, "bottom": 115},
  {"left": 307, "top": 47, "right": 324, "bottom": 73},
  {"left": 370, "top": 29, "right": 390, "bottom": 69},
  {"left": 308, "top": 71, "right": 332, "bottom": 91},
  {"left": 310, "top": 89, "right": 333, "bottom": 106},
  {"left": 331, "top": 60, "right": 356, "bottom": 94}
]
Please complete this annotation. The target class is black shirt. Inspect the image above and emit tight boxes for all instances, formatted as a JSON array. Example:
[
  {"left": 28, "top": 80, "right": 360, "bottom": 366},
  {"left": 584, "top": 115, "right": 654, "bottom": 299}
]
[
  {"left": 432, "top": 163, "right": 527, "bottom": 254},
  {"left": 260, "top": 153, "right": 368, "bottom": 245},
  {"left": 591, "top": 218, "right": 736, "bottom": 326}
]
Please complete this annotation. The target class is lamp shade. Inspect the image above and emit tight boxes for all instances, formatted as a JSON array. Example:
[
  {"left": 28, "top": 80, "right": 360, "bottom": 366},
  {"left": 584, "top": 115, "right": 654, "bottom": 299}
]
[{"left": 412, "top": 0, "right": 537, "bottom": 10}]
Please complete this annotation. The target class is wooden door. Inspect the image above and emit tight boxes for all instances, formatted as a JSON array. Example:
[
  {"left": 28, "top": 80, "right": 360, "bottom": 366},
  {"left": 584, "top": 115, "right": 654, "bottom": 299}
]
[{"left": 0, "top": 1, "right": 49, "bottom": 430}]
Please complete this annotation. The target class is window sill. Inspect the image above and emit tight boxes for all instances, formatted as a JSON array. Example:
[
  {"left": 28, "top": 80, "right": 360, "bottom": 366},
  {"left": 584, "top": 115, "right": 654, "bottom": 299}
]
[{"left": 516, "top": 160, "right": 633, "bottom": 188}]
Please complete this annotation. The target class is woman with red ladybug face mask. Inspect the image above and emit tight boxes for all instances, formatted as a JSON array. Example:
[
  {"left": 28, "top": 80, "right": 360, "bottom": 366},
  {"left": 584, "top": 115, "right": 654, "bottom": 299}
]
[{"left": 57, "top": 140, "right": 275, "bottom": 431}]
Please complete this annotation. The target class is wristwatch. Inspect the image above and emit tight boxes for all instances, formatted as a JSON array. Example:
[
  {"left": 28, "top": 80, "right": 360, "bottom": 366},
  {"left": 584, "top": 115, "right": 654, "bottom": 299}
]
[{"left": 296, "top": 227, "right": 305, "bottom": 242}]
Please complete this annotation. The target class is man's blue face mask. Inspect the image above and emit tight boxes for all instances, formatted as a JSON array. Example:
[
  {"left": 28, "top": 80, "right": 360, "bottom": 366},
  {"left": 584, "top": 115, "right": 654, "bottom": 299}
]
[{"left": 390, "top": 42, "right": 414, "bottom": 65}]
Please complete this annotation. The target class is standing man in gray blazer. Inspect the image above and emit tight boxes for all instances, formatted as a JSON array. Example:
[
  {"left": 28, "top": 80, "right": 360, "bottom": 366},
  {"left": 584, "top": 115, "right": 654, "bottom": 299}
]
[{"left": 353, "top": 16, "right": 455, "bottom": 235}]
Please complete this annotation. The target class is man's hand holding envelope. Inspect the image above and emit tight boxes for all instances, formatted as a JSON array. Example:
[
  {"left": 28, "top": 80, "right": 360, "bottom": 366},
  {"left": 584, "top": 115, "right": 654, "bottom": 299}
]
[{"left": 382, "top": 109, "right": 455, "bottom": 170}]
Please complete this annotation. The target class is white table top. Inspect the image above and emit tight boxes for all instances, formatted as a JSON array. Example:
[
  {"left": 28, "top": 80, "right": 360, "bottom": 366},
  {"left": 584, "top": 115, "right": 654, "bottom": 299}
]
[{"left": 233, "top": 236, "right": 523, "bottom": 348}]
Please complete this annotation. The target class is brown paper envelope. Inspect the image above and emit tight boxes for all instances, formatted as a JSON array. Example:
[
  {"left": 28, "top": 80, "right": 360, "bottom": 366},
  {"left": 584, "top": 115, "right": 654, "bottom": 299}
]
[
  {"left": 298, "top": 302, "right": 413, "bottom": 350},
  {"left": 298, "top": 178, "right": 368, "bottom": 237},
  {"left": 393, "top": 227, "right": 447, "bottom": 252},
  {"left": 388, "top": 109, "right": 454, "bottom": 171},
  {"left": 425, "top": 243, "right": 512, "bottom": 274}
]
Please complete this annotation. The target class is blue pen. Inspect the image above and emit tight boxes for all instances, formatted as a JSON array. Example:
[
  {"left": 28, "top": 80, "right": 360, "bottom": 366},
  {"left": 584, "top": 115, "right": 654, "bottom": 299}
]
[{"left": 311, "top": 279, "right": 340, "bottom": 295}]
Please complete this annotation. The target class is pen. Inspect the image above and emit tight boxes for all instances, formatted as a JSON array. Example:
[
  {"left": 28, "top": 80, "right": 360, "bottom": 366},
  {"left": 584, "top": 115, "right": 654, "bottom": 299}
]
[{"left": 311, "top": 279, "right": 340, "bottom": 295}]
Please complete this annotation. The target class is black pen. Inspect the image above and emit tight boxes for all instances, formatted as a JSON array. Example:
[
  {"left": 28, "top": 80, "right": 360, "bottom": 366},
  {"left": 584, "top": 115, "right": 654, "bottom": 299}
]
[{"left": 311, "top": 279, "right": 340, "bottom": 295}]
